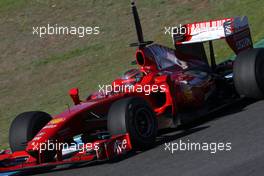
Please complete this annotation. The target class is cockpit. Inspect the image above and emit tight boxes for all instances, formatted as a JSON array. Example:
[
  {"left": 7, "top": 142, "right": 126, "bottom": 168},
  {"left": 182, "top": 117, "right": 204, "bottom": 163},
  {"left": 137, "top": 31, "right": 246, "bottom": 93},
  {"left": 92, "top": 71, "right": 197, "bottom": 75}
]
[{"left": 121, "top": 68, "right": 144, "bottom": 83}]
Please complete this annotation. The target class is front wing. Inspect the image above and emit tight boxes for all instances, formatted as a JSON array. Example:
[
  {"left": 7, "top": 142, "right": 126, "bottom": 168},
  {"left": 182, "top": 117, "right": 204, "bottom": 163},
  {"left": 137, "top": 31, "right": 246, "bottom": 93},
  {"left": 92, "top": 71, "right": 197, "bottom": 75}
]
[{"left": 0, "top": 134, "right": 132, "bottom": 174}]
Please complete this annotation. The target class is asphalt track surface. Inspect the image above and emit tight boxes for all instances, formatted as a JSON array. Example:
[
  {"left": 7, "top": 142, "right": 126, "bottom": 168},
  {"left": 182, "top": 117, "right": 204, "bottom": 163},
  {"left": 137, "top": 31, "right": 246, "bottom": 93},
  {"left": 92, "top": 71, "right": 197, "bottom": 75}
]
[{"left": 29, "top": 99, "right": 264, "bottom": 176}]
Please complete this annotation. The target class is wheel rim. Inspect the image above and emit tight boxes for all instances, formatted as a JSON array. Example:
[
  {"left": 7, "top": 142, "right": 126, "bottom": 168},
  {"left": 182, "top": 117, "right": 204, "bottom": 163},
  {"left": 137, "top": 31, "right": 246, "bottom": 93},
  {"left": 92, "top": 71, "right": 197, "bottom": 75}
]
[{"left": 134, "top": 107, "right": 153, "bottom": 138}]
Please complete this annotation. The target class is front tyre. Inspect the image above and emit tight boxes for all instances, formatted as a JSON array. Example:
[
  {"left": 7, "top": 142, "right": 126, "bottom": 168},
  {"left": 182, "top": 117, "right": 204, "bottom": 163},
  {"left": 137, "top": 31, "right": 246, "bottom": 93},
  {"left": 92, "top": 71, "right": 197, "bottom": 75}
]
[
  {"left": 107, "top": 97, "right": 157, "bottom": 150},
  {"left": 9, "top": 111, "right": 52, "bottom": 152}
]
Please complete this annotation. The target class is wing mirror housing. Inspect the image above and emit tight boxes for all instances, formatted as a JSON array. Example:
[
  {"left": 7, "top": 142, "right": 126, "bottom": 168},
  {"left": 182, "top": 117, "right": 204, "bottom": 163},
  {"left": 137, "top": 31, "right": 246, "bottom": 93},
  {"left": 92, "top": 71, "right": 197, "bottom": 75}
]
[{"left": 69, "top": 88, "right": 81, "bottom": 105}]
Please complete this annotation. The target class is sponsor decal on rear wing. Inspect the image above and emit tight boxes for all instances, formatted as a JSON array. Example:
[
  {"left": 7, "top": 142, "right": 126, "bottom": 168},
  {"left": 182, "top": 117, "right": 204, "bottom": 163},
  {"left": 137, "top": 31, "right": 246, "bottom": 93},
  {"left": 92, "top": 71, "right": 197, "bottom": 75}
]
[{"left": 173, "top": 16, "right": 253, "bottom": 54}]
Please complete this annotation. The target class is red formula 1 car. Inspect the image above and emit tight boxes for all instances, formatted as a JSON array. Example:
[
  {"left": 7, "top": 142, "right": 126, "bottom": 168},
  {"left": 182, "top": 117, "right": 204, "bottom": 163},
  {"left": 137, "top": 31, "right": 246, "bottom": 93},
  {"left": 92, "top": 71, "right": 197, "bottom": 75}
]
[{"left": 1, "top": 0, "right": 264, "bottom": 174}]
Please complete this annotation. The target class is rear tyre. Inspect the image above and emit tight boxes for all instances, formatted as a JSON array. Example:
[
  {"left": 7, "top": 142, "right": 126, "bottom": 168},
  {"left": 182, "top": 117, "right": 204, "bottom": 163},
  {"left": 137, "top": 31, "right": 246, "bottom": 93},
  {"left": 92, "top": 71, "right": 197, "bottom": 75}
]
[
  {"left": 108, "top": 97, "right": 157, "bottom": 150},
  {"left": 234, "top": 48, "right": 264, "bottom": 99},
  {"left": 9, "top": 111, "right": 52, "bottom": 152}
]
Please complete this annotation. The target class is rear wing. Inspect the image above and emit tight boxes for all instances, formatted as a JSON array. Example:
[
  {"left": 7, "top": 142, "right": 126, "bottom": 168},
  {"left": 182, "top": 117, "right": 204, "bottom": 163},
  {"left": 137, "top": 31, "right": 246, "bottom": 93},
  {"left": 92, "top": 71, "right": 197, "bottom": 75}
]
[{"left": 173, "top": 16, "right": 253, "bottom": 54}]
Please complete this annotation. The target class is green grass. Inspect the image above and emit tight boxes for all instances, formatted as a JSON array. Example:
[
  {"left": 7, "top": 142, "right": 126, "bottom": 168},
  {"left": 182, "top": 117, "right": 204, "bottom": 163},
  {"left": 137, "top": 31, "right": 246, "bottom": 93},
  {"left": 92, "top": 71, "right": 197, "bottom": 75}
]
[
  {"left": 32, "top": 43, "right": 104, "bottom": 66},
  {"left": 0, "top": 0, "right": 264, "bottom": 149},
  {"left": 0, "top": 0, "right": 27, "bottom": 10}
]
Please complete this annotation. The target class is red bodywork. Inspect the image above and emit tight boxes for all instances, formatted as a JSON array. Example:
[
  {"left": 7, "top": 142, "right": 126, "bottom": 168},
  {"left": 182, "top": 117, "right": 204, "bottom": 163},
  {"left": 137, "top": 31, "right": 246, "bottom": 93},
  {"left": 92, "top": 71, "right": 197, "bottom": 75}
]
[
  {"left": 0, "top": 43, "right": 216, "bottom": 173},
  {"left": 27, "top": 44, "right": 215, "bottom": 150}
]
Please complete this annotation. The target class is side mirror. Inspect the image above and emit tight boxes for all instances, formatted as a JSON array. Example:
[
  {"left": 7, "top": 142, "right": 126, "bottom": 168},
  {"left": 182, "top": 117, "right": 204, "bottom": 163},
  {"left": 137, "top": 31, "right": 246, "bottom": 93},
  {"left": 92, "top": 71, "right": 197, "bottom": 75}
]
[{"left": 69, "top": 88, "right": 81, "bottom": 105}]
